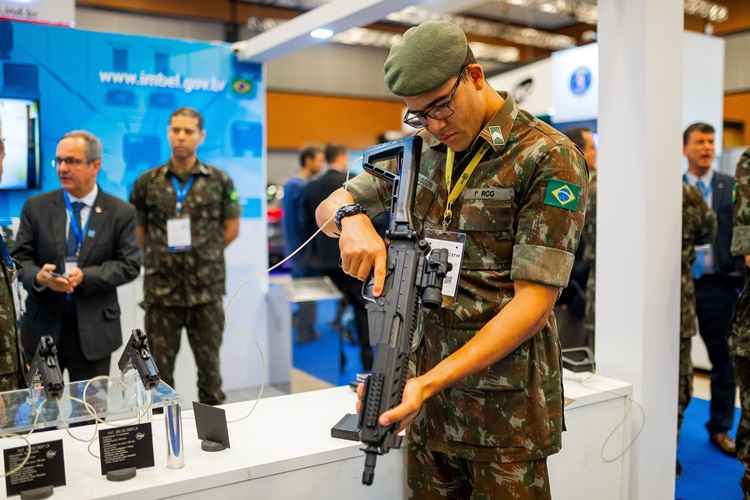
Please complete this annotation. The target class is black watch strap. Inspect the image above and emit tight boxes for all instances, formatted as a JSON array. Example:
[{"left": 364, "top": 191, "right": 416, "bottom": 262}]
[{"left": 335, "top": 203, "right": 364, "bottom": 233}]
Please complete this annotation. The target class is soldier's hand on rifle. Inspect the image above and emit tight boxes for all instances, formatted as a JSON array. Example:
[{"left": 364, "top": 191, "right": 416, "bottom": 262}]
[
  {"left": 339, "top": 214, "right": 387, "bottom": 296},
  {"left": 355, "top": 377, "right": 428, "bottom": 432},
  {"left": 745, "top": 255, "right": 750, "bottom": 268}
]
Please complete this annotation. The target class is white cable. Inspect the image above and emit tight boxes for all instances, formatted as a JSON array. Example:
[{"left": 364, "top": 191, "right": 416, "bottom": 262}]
[
  {"left": 64, "top": 376, "right": 154, "bottom": 460},
  {"left": 266, "top": 215, "right": 335, "bottom": 275},
  {"left": 0, "top": 400, "right": 46, "bottom": 478},
  {"left": 563, "top": 372, "right": 647, "bottom": 464},
  {"left": 227, "top": 340, "right": 266, "bottom": 424},
  {"left": 182, "top": 339, "right": 266, "bottom": 424},
  {"left": 600, "top": 393, "right": 646, "bottom": 463},
  {"left": 211, "top": 162, "right": 357, "bottom": 422},
  {"left": 266, "top": 159, "right": 354, "bottom": 275}
]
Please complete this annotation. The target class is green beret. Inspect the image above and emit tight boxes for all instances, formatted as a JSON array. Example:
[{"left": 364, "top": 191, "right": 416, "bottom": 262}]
[{"left": 384, "top": 20, "right": 468, "bottom": 97}]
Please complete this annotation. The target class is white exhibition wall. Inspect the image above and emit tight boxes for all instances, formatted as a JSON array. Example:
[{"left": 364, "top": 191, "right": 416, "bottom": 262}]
[
  {"left": 488, "top": 33, "right": 725, "bottom": 158},
  {"left": 487, "top": 58, "right": 553, "bottom": 117}
]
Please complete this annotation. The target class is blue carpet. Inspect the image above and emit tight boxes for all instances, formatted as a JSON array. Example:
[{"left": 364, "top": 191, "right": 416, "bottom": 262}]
[
  {"left": 676, "top": 398, "right": 742, "bottom": 499},
  {"left": 292, "top": 300, "right": 364, "bottom": 387}
]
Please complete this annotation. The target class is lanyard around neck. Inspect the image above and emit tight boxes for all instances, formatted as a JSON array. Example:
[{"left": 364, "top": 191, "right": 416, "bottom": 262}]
[
  {"left": 171, "top": 175, "right": 195, "bottom": 214},
  {"left": 63, "top": 192, "right": 90, "bottom": 254},
  {"left": 443, "top": 142, "right": 491, "bottom": 228}
]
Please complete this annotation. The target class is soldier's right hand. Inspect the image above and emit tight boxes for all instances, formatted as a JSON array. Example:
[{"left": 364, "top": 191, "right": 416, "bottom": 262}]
[
  {"left": 745, "top": 255, "right": 750, "bottom": 269},
  {"left": 339, "top": 214, "right": 387, "bottom": 296},
  {"left": 36, "top": 264, "right": 72, "bottom": 293}
]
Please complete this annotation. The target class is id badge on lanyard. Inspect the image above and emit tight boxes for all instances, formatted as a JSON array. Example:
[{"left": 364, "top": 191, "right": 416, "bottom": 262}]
[
  {"left": 168, "top": 175, "right": 194, "bottom": 253},
  {"left": 64, "top": 256, "right": 79, "bottom": 277},
  {"left": 167, "top": 216, "right": 192, "bottom": 252},
  {"left": 423, "top": 228, "right": 465, "bottom": 299}
]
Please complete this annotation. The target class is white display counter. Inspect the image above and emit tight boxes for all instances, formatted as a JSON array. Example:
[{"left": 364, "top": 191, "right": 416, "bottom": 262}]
[{"left": 1, "top": 374, "right": 632, "bottom": 500}]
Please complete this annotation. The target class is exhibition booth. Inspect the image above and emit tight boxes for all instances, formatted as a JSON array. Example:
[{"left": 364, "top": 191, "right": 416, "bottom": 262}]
[{"left": 0, "top": 0, "right": 731, "bottom": 498}]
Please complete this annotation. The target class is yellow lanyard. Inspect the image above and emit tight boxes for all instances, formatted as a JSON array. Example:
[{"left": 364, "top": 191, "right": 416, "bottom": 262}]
[{"left": 443, "top": 142, "right": 491, "bottom": 228}]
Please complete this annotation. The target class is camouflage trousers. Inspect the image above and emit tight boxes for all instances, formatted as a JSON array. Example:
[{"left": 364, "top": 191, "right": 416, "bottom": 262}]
[
  {"left": 677, "top": 336, "right": 694, "bottom": 442},
  {"left": 408, "top": 439, "right": 550, "bottom": 500},
  {"left": 145, "top": 300, "right": 225, "bottom": 405}
]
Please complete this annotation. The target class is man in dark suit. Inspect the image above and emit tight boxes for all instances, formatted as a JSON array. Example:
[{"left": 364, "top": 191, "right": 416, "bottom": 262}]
[
  {"left": 12, "top": 130, "right": 141, "bottom": 382},
  {"left": 300, "top": 144, "right": 372, "bottom": 370},
  {"left": 683, "top": 122, "right": 743, "bottom": 455}
]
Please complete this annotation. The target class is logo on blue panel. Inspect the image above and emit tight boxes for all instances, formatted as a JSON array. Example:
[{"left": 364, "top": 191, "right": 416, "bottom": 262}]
[
  {"left": 232, "top": 78, "right": 252, "bottom": 95},
  {"left": 569, "top": 66, "right": 592, "bottom": 96}
]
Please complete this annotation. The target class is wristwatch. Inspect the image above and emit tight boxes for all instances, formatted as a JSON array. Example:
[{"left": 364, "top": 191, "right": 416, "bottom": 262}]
[{"left": 335, "top": 203, "right": 365, "bottom": 233}]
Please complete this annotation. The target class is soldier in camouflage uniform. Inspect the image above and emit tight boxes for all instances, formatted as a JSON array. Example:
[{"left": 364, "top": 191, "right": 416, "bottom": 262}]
[
  {"left": 0, "top": 141, "right": 24, "bottom": 426},
  {"left": 0, "top": 233, "right": 22, "bottom": 392},
  {"left": 0, "top": 137, "right": 23, "bottom": 396},
  {"left": 731, "top": 147, "right": 750, "bottom": 495},
  {"left": 130, "top": 108, "right": 241, "bottom": 405},
  {"left": 679, "top": 184, "right": 717, "bottom": 462},
  {"left": 316, "top": 21, "right": 588, "bottom": 499}
]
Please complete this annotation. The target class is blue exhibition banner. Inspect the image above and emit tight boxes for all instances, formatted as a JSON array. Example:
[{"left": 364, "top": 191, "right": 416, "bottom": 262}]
[{"left": 0, "top": 20, "right": 265, "bottom": 221}]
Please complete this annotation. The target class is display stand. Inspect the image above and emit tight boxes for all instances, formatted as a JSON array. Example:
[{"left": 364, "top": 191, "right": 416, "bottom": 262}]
[
  {"left": 19, "top": 486, "right": 54, "bottom": 499},
  {"left": 105, "top": 468, "right": 136, "bottom": 482},
  {"left": 200, "top": 440, "right": 226, "bottom": 453},
  {"left": 0, "top": 372, "right": 180, "bottom": 434}
]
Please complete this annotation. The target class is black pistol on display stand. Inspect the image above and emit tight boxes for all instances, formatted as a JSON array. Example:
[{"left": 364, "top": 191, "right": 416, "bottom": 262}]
[
  {"left": 118, "top": 329, "right": 160, "bottom": 390},
  {"left": 356, "top": 136, "right": 451, "bottom": 486},
  {"left": 26, "top": 335, "right": 64, "bottom": 400}
]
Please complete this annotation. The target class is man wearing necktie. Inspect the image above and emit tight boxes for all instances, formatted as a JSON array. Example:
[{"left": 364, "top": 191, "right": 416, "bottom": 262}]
[
  {"left": 12, "top": 130, "right": 141, "bottom": 382},
  {"left": 682, "top": 122, "right": 744, "bottom": 456}
]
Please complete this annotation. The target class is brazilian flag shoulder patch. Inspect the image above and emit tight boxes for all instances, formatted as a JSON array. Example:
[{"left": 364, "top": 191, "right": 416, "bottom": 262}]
[{"left": 544, "top": 179, "right": 581, "bottom": 211}]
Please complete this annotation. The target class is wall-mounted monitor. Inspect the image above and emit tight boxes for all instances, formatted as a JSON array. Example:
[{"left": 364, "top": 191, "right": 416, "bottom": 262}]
[{"left": 0, "top": 97, "right": 40, "bottom": 190}]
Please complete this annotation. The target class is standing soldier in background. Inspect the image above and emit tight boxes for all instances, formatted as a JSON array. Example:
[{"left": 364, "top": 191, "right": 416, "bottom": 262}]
[
  {"left": 130, "top": 108, "right": 241, "bottom": 405},
  {"left": 0, "top": 138, "right": 23, "bottom": 393},
  {"left": 678, "top": 183, "right": 717, "bottom": 476},
  {"left": 564, "top": 128, "right": 596, "bottom": 357},
  {"left": 731, "top": 147, "right": 750, "bottom": 495}
]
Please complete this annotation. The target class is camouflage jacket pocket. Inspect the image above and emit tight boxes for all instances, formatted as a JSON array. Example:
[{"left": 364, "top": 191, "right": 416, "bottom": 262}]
[
  {"left": 457, "top": 200, "right": 514, "bottom": 270},
  {"left": 458, "top": 340, "right": 530, "bottom": 391},
  {"left": 421, "top": 324, "right": 530, "bottom": 392}
]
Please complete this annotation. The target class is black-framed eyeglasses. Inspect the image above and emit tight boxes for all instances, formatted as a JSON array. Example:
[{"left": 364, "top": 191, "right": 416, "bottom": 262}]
[
  {"left": 403, "top": 67, "right": 466, "bottom": 129},
  {"left": 51, "top": 156, "right": 90, "bottom": 168}
]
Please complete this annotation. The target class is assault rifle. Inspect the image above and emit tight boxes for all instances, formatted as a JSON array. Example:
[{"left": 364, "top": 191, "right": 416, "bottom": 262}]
[{"left": 331, "top": 136, "right": 451, "bottom": 485}]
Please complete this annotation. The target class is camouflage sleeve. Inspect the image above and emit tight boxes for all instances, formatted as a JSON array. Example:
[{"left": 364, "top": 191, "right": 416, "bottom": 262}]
[
  {"left": 732, "top": 148, "right": 750, "bottom": 256},
  {"left": 345, "top": 168, "right": 392, "bottom": 218},
  {"left": 511, "top": 144, "right": 588, "bottom": 288},
  {"left": 690, "top": 185, "right": 717, "bottom": 246},
  {"left": 581, "top": 174, "right": 596, "bottom": 265},
  {"left": 221, "top": 173, "right": 241, "bottom": 220},
  {"left": 129, "top": 174, "right": 148, "bottom": 227}
]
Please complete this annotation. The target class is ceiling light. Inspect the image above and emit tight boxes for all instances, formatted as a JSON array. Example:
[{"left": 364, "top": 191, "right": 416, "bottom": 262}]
[{"left": 310, "top": 28, "right": 334, "bottom": 40}]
